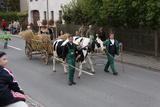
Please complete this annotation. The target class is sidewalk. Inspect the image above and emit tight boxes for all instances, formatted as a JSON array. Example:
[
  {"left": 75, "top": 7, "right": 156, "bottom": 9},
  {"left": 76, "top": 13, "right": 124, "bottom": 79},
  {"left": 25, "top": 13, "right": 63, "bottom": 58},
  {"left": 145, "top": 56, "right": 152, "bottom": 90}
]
[{"left": 115, "top": 52, "right": 160, "bottom": 72}]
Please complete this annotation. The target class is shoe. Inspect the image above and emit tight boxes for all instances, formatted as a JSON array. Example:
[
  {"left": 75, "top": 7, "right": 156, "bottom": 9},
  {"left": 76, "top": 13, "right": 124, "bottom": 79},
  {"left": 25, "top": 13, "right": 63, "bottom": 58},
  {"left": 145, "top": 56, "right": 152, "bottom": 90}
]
[
  {"left": 113, "top": 72, "right": 118, "bottom": 76},
  {"left": 104, "top": 70, "right": 109, "bottom": 73},
  {"left": 68, "top": 81, "right": 72, "bottom": 86},
  {"left": 72, "top": 81, "right": 76, "bottom": 85}
]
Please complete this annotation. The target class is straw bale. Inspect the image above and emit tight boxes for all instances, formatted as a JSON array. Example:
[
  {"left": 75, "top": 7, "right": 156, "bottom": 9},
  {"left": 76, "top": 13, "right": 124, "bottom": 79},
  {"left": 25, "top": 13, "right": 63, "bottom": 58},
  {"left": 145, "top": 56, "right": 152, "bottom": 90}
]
[{"left": 19, "top": 30, "right": 34, "bottom": 41}]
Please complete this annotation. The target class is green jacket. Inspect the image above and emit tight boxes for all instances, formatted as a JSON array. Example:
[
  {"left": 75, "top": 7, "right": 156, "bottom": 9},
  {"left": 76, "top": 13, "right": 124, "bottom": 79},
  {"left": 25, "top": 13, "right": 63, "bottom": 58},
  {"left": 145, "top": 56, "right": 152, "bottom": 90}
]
[
  {"left": 1, "top": 34, "right": 11, "bottom": 43},
  {"left": 103, "top": 39, "right": 119, "bottom": 56},
  {"left": 62, "top": 42, "right": 78, "bottom": 61}
]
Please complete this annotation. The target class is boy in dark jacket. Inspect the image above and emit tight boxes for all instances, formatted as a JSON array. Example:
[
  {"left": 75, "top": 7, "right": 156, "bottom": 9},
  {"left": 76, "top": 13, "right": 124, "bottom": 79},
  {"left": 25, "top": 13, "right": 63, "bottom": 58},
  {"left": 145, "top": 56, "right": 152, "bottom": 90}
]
[{"left": 0, "top": 51, "right": 28, "bottom": 107}]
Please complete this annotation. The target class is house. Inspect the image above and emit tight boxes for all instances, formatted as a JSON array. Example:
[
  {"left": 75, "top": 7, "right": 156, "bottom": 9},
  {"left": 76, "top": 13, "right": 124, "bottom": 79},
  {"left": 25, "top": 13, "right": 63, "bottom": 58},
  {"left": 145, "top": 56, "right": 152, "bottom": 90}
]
[
  {"left": 20, "top": 0, "right": 28, "bottom": 12},
  {"left": 28, "top": 0, "right": 71, "bottom": 25}
]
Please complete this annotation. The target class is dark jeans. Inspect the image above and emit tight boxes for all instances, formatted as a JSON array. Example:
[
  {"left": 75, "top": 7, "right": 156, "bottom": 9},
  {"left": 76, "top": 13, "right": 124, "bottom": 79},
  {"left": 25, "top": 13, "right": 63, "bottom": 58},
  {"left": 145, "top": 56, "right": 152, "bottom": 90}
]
[
  {"left": 2, "top": 26, "right": 6, "bottom": 31},
  {"left": 4, "top": 42, "right": 8, "bottom": 49}
]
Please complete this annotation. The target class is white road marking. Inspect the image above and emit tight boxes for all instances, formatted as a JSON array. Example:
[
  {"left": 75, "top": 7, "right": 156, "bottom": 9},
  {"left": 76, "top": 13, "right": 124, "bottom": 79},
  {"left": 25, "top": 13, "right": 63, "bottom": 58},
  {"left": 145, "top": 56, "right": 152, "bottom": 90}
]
[
  {"left": 61, "top": 63, "right": 94, "bottom": 76},
  {"left": 8, "top": 45, "right": 22, "bottom": 51}
]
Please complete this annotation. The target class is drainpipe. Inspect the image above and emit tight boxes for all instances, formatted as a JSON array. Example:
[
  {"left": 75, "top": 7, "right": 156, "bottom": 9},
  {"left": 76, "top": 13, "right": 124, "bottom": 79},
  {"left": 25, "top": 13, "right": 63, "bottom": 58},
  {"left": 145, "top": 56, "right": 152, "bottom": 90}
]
[{"left": 47, "top": 0, "right": 49, "bottom": 26}]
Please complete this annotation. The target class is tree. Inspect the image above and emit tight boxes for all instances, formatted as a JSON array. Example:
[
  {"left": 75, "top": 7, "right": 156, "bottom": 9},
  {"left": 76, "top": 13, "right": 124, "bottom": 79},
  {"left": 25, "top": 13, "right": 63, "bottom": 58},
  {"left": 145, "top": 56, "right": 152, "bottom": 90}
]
[
  {"left": 0, "top": 0, "right": 20, "bottom": 12},
  {"left": 62, "top": 0, "right": 160, "bottom": 29}
]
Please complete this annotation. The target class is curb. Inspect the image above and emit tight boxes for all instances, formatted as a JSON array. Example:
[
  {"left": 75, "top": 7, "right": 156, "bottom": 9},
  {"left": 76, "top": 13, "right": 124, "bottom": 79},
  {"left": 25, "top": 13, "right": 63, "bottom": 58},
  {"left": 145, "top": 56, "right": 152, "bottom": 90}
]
[{"left": 116, "top": 59, "right": 160, "bottom": 72}]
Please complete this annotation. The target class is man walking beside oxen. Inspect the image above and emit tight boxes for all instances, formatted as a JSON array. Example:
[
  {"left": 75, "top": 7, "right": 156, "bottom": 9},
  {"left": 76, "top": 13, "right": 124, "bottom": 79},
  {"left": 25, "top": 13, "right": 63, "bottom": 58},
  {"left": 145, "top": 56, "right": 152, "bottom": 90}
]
[
  {"left": 62, "top": 35, "right": 81, "bottom": 86},
  {"left": 103, "top": 32, "right": 119, "bottom": 75}
]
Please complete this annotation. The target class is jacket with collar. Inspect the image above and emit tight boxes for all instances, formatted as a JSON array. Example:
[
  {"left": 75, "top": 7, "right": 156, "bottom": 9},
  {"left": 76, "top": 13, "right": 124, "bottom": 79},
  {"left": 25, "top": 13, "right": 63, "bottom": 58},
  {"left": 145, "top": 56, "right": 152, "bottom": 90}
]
[{"left": 0, "top": 66, "right": 25, "bottom": 106}]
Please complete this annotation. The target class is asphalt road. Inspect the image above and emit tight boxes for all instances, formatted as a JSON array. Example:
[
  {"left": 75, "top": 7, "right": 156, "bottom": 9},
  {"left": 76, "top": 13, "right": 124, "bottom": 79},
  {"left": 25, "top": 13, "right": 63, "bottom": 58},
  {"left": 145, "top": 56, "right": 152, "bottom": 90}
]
[{"left": 1, "top": 37, "right": 160, "bottom": 107}]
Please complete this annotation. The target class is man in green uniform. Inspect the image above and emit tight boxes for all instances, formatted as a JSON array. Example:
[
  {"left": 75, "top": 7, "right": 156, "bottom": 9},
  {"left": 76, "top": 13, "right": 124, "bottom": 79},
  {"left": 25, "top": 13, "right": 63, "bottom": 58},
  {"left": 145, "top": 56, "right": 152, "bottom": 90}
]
[
  {"left": 1, "top": 32, "right": 11, "bottom": 49},
  {"left": 62, "top": 35, "right": 80, "bottom": 86},
  {"left": 103, "top": 32, "right": 119, "bottom": 75}
]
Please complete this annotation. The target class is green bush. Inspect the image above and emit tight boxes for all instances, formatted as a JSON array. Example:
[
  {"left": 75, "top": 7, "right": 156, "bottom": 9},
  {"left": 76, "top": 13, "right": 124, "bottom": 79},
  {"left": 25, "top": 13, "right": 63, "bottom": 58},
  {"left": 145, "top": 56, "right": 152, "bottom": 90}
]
[{"left": 0, "top": 12, "right": 28, "bottom": 24}]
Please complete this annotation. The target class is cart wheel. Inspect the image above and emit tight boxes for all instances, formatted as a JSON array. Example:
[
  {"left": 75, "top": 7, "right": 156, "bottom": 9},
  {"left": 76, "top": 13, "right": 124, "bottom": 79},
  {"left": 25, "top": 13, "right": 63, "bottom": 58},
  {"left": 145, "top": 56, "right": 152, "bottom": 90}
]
[{"left": 25, "top": 46, "right": 32, "bottom": 60}]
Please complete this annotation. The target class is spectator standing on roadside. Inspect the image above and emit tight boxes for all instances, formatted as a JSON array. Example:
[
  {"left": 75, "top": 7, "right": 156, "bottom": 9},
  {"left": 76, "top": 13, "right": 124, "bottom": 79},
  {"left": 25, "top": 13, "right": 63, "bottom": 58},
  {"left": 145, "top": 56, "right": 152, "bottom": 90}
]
[
  {"left": 59, "top": 30, "right": 64, "bottom": 36},
  {"left": 79, "top": 24, "right": 86, "bottom": 37},
  {"left": 97, "top": 27, "right": 106, "bottom": 41},
  {"left": 75, "top": 31, "right": 81, "bottom": 37},
  {"left": 1, "top": 19, "right": 7, "bottom": 31}
]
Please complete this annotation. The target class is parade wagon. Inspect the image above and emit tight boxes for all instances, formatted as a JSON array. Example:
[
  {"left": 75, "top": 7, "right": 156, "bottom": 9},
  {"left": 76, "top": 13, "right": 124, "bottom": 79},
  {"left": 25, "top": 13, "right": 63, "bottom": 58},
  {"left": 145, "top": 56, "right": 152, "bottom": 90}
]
[{"left": 20, "top": 30, "right": 53, "bottom": 64}]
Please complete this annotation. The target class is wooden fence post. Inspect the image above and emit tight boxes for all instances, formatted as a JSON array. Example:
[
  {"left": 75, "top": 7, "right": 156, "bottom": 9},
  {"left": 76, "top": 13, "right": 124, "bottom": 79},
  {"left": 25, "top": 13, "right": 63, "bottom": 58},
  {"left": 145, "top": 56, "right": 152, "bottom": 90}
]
[{"left": 154, "top": 31, "right": 158, "bottom": 57}]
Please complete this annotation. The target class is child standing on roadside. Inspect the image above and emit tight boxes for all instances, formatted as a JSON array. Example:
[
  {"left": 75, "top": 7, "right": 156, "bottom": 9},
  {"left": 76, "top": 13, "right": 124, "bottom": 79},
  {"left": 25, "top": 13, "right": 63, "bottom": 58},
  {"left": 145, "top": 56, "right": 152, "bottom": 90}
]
[
  {"left": 0, "top": 51, "right": 28, "bottom": 107},
  {"left": 1, "top": 31, "right": 11, "bottom": 49}
]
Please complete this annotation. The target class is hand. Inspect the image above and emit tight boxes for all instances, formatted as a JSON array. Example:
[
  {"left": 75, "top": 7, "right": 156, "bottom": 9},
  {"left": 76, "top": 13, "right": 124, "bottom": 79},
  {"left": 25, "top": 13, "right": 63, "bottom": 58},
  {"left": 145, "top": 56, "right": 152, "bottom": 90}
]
[
  {"left": 63, "top": 61, "right": 67, "bottom": 64},
  {"left": 77, "top": 45, "right": 82, "bottom": 49}
]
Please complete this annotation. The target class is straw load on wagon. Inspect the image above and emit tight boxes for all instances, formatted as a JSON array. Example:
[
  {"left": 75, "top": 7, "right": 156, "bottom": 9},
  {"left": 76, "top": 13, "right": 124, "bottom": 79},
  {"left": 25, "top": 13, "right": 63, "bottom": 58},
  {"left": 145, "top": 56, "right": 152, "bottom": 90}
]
[{"left": 19, "top": 30, "right": 53, "bottom": 54}]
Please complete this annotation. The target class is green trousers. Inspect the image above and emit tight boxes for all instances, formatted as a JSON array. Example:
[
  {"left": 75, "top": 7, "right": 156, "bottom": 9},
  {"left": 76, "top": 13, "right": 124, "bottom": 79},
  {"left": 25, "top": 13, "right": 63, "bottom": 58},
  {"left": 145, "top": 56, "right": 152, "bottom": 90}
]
[
  {"left": 67, "top": 59, "right": 75, "bottom": 82},
  {"left": 104, "top": 53, "right": 117, "bottom": 73}
]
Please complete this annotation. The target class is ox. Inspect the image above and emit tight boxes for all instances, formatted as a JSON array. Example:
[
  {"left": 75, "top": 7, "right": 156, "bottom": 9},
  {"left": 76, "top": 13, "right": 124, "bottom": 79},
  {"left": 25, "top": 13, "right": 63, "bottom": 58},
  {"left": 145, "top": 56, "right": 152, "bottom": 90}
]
[{"left": 53, "top": 36, "right": 99, "bottom": 77}]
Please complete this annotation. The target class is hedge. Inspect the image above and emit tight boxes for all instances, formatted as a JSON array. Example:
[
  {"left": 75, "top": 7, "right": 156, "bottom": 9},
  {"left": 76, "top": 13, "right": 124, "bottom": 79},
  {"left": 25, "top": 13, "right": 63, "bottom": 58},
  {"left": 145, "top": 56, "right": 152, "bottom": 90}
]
[{"left": 0, "top": 12, "right": 28, "bottom": 24}]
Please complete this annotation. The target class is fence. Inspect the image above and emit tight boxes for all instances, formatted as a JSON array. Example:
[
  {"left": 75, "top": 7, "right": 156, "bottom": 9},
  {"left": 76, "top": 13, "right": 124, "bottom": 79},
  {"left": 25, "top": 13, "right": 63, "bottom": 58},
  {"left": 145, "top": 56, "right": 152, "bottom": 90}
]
[
  {"left": 115, "top": 29, "right": 159, "bottom": 56},
  {"left": 56, "top": 24, "right": 160, "bottom": 57}
]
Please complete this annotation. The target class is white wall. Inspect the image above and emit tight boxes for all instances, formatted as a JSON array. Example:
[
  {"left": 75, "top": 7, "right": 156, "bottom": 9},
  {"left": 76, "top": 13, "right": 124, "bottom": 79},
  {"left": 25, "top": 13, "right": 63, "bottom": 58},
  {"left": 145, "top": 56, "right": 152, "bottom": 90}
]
[
  {"left": 28, "top": 0, "right": 71, "bottom": 24},
  {"left": 20, "top": 0, "right": 28, "bottom": 12}
]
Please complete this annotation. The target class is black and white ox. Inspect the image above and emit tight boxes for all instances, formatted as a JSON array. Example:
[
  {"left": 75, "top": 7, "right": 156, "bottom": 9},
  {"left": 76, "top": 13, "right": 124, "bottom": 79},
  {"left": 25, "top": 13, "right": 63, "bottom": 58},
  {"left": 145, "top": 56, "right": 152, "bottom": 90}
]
[{"left": 53, "top": 36, "right": 100, "bottom": 77}]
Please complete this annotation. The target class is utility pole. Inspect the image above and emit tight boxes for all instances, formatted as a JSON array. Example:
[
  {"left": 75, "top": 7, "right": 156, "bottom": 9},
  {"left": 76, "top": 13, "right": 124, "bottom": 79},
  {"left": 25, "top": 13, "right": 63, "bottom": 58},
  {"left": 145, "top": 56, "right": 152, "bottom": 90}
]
[{"left": 46, "top": 0, "right": 49, "bottom": 27}]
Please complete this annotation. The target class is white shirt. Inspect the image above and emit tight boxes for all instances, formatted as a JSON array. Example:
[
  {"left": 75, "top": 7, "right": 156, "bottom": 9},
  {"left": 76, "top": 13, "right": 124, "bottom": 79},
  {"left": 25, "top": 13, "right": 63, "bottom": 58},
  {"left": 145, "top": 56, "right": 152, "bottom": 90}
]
[{"left": 110, "top": 39, "right": 115, "bottom": 45}]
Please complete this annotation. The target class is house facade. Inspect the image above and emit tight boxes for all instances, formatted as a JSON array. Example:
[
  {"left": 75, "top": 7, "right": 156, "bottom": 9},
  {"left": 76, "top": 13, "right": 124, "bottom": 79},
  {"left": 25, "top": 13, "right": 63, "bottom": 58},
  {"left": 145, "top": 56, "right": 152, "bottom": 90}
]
[
  {"left": 28, "top": 0, "right": 71, "bottom": 25},
  {"left": 20, "top": 0, "right": 28, "bottom": 12}
]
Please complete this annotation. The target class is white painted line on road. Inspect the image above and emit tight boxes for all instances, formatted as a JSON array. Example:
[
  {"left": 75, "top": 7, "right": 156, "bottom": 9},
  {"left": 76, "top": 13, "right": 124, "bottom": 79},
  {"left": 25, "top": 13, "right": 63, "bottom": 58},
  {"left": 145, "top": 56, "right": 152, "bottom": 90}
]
[
  {"left": 8, "top": 45, "right": 22, "bottom": 51},
  {"left": 61, "top": 63, "right": 94, "bottom": 76}
]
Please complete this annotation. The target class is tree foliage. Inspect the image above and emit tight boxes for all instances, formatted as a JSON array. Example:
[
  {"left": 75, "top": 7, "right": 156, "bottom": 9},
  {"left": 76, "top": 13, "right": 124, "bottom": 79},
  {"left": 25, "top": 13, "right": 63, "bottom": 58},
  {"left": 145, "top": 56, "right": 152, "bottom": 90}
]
[
  {"left": 62, "top": 0, "right": 160, "bottom": 29},
  {"left": 0, "top": 0, "right": 20, "bottom": 12}
]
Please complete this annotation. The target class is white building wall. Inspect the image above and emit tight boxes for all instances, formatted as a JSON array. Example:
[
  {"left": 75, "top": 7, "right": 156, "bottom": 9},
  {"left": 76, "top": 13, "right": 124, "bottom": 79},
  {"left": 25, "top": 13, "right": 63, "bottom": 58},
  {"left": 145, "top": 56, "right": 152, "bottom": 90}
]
[
  {"left": 28, "top": 0, "right": 71, "bottom": 24},
  {"left": 20, "top": 0, "right": 28, "bottom": 12}
]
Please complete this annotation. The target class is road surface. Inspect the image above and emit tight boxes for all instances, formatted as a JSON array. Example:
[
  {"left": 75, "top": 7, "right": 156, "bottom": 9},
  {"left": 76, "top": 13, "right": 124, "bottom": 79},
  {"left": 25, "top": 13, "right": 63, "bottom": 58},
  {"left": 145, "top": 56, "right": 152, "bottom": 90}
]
[{"left": 0, "top": 37, "right": 160, "bottom": 107}]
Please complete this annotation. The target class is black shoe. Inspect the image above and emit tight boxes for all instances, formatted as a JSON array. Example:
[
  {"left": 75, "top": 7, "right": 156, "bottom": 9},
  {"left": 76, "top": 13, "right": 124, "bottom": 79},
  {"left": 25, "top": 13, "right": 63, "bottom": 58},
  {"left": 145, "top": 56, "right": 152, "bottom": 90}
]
[
  {"left": 113, "top": 72, "right": 118, "bottom": 76},
  {"left": 68, "top": 81, "right": 72, "bottom": 86},
  {"left": 104, "top": 70, "right": 109, "bottom": 73},
  {"left": 72, "top": 81, "right": 76, "bottom": 85}
]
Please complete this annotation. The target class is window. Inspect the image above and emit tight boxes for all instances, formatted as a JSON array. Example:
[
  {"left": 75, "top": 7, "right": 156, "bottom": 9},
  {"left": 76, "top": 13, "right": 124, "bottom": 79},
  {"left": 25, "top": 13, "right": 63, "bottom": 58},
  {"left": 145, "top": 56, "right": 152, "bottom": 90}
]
[
  {"left": 44, "top": 11, "right": 47, "bottom": 20},
  {"left": 59, "top": 10, "right": 62, "bottom": 21},
  {"left": 51, "top": 11, "right": 54, "bottom": 20}
]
